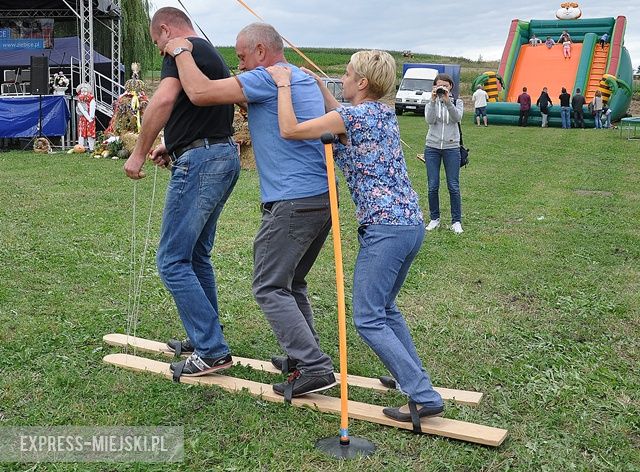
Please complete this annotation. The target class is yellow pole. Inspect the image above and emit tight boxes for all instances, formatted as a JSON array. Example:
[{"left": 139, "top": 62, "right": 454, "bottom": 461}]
[{"left": 321, "top": 133, "right": 350, "bottom": 445}]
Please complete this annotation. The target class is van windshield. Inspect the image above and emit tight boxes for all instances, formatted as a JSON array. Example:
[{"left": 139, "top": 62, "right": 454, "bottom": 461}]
[{"left": 399, "top": 78, "right": 433, "bottom": 91}]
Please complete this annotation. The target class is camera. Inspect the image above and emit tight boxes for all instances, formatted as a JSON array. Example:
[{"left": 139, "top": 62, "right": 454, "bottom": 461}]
[{"left": 435, "top": 86, "right": 448, "bottom": 96}]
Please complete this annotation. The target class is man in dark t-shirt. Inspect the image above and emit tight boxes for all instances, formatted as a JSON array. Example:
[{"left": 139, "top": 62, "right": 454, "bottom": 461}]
[
  {"left": 559, "top": 87, "right": 571, "bottom": 129},
  {"left": 571, "top": 88, "right": 586, "bottom": 128},
  {"left": 124, "top": 7, "right": 240, "bottom": 379}
]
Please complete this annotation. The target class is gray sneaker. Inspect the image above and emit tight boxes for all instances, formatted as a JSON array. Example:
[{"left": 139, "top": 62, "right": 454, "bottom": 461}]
[
  {"left": 271, "top": 355, "right": 298, "bottom": 373},
  {"left": 273, "top": 370, "right": 337, "bottom": 398},
  {"left": 166, "top": 338, "right": 194, "bottom": 356},
  {"left": 382, "top": 402, "right": 445, "bottom": 422},
  {"left": 170, "top": 352, "right": 232, "bottom": 378}
]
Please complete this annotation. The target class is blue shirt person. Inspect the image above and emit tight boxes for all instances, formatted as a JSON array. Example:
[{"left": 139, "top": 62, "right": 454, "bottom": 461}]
[{"left": 267, "top": 50, "right": 446, "bottom": 424}]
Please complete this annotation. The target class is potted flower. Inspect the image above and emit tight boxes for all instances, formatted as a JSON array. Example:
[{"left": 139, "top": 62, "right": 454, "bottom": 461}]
[{"left": 50, "top": 71, "right": 70, "bottom": 95}]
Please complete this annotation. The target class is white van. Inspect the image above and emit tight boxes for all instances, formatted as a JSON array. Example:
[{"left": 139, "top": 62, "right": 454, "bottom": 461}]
[
  {"left": 394, "top": 68, "right": 438, "bottom": 115},
  {"left": 320, "top": 77, "right": 350, "bottom": 106}
]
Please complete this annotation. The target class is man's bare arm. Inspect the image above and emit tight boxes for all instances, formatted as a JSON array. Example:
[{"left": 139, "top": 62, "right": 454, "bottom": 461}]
[{"left": 123, "top": 77, "right": 181, "bottom": 179}]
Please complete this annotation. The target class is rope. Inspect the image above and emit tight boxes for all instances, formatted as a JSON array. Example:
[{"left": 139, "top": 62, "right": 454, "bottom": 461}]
[
  {"left": 233, "top": 0, "right": 328, "bottom": 78},
  {"left": 125, "top": 164, "right": 159, "bottom": 355}
]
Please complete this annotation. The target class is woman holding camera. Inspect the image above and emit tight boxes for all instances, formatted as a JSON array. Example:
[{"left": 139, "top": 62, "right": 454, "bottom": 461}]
[{"left": 424, "top": 74, "right": 464, "bottom": 234}]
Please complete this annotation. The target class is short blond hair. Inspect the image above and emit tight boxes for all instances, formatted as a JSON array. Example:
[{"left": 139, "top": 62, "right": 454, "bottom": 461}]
[{"left": 349, "top": 50, "right": 396, "bottom": 99}]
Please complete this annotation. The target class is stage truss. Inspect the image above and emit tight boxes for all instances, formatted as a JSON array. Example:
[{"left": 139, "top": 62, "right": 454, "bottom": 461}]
[{"left": 0, "top": 1, "right": 122, "bottom": 91}]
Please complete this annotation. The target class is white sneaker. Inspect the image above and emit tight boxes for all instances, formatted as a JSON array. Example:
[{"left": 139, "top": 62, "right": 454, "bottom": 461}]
[
  {"left": 425, "top": 218, "right": 440, "bottom": 231},
  {"left": 451, "top": 222, "right": 464, "bottom": 234}
]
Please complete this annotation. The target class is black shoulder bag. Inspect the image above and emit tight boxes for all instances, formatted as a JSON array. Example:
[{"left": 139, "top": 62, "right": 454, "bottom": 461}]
[{"left": 458, "top": 121, "right": 469, "bottom": 168}]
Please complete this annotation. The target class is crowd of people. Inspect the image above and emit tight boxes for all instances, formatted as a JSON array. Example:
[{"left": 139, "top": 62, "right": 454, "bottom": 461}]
[
  {"left": 124, "top": 6, "right": 457, "bottom": 424},
  {"left": 516, "top": 85, "right": 613, "bottom": 129}
]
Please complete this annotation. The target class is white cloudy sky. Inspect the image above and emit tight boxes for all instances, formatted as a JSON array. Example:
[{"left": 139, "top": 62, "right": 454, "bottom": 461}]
[{"left": 150, "top": 0, "right": 640, "bottom": 70}]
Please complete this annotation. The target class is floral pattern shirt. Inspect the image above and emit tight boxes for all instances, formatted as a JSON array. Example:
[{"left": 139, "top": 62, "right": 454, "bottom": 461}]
[{"left": 334, "top": 101, "right": 423, "bottom": 226}]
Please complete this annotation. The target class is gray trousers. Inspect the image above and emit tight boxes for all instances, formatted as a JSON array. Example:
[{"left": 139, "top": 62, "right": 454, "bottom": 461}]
[{"left": 252, "top": 192, "right": 334, "bottom": 375}]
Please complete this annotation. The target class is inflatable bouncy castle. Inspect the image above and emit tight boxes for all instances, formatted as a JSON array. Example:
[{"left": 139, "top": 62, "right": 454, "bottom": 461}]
[{"left": 472, "top": 5, "right": 633, "bottom": 127}]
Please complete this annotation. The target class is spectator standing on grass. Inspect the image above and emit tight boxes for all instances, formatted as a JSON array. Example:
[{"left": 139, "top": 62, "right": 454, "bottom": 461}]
[
  {"left": 472, "top": 84, "right": 489, "bottom": 127},
  {"left": 424, "top": 73, "right": 464, "bottom": 234},
  {"left": 602, "top": 105, "right": 612, "bottom": 128},
  {"left": 164, "top": 22, "right": 338, "bottom": 398},
  {"left": 267, "top": 50, "right": 446, "bottom": 422},
  {"left": 536, "top": 87, "right": 552, "bottom": 128},
  {"left": 559, "top": 87, "right": 571, "bottom": 129},
  {"left": 571, "top": 88, "right": 586, "bottom": 128},
  {"left": 517, "top": 86, "right": 531, "bottom": 127},
  {"left": 592, "top": 90, "right": 604, "bottom": 129}
]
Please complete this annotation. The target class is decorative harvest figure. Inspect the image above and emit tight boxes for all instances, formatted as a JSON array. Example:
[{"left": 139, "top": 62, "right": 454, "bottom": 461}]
[{"left": 76, "top": 83, "right": 96, "bottom": 152}]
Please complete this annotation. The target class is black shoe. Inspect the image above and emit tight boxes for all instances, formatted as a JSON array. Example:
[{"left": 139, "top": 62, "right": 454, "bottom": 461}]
[
  {"left": 167, "top": 338, "right": 194, "bottom": 356},
  {"left": 271, "top": 355, "right": 298, "bottom": 373},
  {"left": 379, "top": 375, "right": 397, "bottom": 389},
  {"left": 382, "top": 402, "right": 445, "bottom": 422},
  {"left": 170, "top": 352, "right": 233, "bottom": 377},
  {"left": 273, "top": 370, "right": 337, "bottom": 398}
]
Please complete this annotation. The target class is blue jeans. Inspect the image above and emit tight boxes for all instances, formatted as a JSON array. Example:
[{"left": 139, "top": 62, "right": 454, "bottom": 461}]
[
  {"left": 353, "top": 224, "right": 443, "bottom": 406},
  {"left": 425, "top": 146, "right": 462, "bottom": 224},
  {"left": 561, "top": 106, "right": 571, "bottom": 128},
  {"left": 594, "top": 110, "right": 603, "bottom": 128},
  {"left": 157, "top": 141, "right": 240, "bottom": 358}
]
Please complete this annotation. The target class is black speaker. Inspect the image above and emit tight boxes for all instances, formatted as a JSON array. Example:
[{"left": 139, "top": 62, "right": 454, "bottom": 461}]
[{"left": 30, "top": 56, "right": 49, "bottom": 95}]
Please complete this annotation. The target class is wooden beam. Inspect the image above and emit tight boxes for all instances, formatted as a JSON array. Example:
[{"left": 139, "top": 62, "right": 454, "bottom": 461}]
[
  {"left": 103, "top": 333, "right": 483, "bottom": 406},
  {"left": 103, "top": 353, "right": 507, "bottom": 446}
]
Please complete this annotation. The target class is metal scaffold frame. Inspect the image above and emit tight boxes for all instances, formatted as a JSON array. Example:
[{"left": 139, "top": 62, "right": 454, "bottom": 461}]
[{"left": 0, "top": 1, "right": 122, "bottom": 94}]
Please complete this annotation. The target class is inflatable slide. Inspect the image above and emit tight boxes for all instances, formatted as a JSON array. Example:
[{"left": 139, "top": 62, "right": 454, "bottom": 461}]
[{"left": 473, "top": 14, "right": 633, "bottom": 127}]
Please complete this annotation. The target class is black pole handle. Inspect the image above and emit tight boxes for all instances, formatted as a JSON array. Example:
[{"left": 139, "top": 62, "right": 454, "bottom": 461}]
[{"left": 320, "top": 132, "right": 335, "bottom": 144}]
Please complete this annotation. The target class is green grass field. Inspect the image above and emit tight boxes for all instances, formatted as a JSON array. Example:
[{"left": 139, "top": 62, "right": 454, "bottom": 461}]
[{"left": 1, "top": 120, "right": 639, "bottom": 471}]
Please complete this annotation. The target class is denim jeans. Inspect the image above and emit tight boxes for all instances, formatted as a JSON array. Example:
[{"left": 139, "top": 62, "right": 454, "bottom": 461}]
[
  {"left": 573, "top": 109, "right": 584, "bottom": 128},
  {"left": 252, "top": 192, "right": 334, "bottom": 375},
  {"left": 353, "top": 224, "right": 443, "bottom": 407},
  {"left": 561, "top": 106, "right": 571, "bottom": 128},
  {"left": 594, "top": 110, "right": 603, "bottom": 128},
  {"left": 518, "top": 109, "right": 529, "bottom": 126},
  {"left": 156, "top": 140, "right": 240, "bottom": 359},
  {"left": 425, "top": 146, "right": 462, "bottom": 224}
]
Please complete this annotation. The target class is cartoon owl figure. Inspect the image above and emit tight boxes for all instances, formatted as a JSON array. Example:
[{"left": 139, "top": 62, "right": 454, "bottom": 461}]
[{"left": 556, "top": 2, "right": 582, "bottom": 20}]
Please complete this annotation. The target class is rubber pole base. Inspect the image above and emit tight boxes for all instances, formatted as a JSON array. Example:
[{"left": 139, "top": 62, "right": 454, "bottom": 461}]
[{"left": 315, "top": 436, "right": 376, "bottom": 459}]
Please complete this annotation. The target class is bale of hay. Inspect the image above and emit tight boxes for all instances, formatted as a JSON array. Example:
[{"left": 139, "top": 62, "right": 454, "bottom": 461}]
[{"left": 233, "top": 107, "right": 255, "bottom": 170}]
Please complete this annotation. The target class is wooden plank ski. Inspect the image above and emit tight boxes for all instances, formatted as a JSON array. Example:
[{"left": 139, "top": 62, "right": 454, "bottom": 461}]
[
  {"left": 103, "top": 333, "right": 483, "bottom": 406},
  {"left": 103, "top": 353, "right": 507, "bottom": 446}
]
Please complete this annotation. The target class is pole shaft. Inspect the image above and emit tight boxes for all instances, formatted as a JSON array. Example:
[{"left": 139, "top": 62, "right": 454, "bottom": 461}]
[{"left": 323, "top": 142, "right": 350, "bottom": 441}]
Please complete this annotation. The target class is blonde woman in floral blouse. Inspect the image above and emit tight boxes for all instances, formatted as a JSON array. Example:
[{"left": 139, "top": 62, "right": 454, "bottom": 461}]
[{"left": 267, "top": 50, "right": 445, "bottom": 423}]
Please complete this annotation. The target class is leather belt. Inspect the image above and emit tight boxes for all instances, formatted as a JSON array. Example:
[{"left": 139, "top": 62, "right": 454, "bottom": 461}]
[{"left": 172, "top": 136, "right": 231, "bottom": 159}]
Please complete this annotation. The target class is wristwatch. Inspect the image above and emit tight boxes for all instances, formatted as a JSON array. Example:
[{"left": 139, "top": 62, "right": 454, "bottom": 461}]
[{"left": 172, "top": 46, "right": 191, "bottom": 57}]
